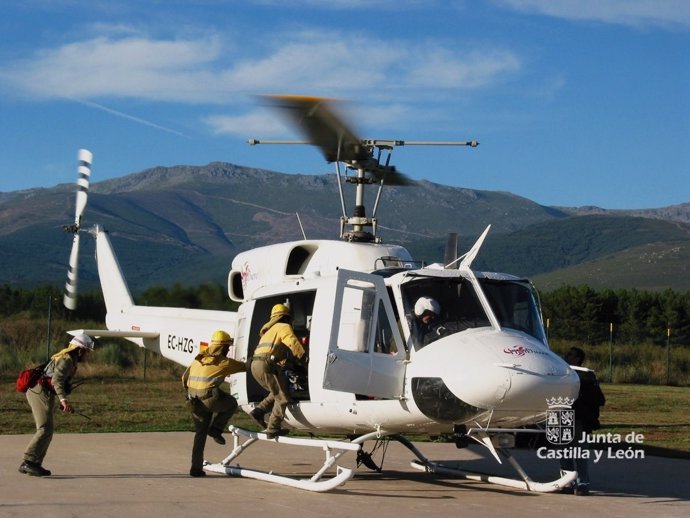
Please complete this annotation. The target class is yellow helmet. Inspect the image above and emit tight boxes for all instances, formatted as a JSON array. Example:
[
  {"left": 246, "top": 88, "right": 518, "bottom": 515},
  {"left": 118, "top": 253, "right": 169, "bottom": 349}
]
[
  {"left": 207, "top": 329, "right": 232, "bottom": 356},
  {"left": 211, "top": 329, "right": 232, "bottom": 344},
  {"left": 270, "top": 303, "right": 291, "bottom": 319}
]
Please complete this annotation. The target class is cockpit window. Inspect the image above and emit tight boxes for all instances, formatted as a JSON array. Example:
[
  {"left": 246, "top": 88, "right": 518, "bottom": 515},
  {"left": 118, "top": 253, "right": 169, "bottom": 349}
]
[
  {"left": 479, "top": 279, "right": 546, "bottom": 343},
  {"left": 402, "top": 277, "right": 491, "bottom": 349},
  {"left": 401, "top": 276, "right": 547, "bottom": 349}
]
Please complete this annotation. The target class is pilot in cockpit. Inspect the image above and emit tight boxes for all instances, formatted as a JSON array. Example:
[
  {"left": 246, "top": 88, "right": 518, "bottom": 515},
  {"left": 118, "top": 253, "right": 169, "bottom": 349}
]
[{"left": 409, "top": 296, "right": 449, "bottom": 347}]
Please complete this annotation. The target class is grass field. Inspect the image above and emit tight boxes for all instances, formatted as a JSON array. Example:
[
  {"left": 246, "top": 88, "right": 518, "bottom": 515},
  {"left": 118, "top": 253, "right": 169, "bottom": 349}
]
[{"left": 3, "top": 373, "right": 689, "bottom": 456}]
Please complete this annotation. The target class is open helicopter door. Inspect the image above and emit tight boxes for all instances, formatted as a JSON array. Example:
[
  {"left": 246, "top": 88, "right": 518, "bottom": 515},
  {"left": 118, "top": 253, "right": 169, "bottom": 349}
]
[
  {"left": 323, "top": 269, "right": 406, "bottom": 399},
  {"left": 231, "top": 299, "right": 255, "bottom": 406}
]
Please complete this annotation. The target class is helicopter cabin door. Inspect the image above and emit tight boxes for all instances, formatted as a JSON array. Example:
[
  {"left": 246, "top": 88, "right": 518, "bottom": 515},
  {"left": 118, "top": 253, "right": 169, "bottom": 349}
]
[{"left": 323, "top": 269, "right": 406, "bottom": 399}]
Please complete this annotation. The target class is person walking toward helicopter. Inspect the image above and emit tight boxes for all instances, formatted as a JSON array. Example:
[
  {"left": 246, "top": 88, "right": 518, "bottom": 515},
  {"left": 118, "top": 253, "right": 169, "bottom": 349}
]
[
  {"left": 249, "top": 304, "right": 306, "bottom": 438},
  {"left": 19, "top": 333, "right": 95, "bottom": 477},
  {"left": 182, "top": 330, "right": 246, "bottom": 477}
]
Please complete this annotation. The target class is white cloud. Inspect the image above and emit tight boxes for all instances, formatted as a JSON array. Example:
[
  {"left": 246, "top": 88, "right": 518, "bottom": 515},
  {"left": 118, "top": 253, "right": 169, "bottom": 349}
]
[
  {"left": 204, "top": 111, "right": 289, "bottom": 138},
  {"left": 496, "top": 0, "right": 690, "bottom": 29},
  {"left": 0, "top": 26, "right": 523, "bottom": 139},
  {"left": 0, "top": 30, "right": 521, "bottom": 104},
  {"left": 406, "top": 48, "right": 521, "bottom": 88},
  {"left": 0, "top": 35, "right": 222, "bottom": 101}
]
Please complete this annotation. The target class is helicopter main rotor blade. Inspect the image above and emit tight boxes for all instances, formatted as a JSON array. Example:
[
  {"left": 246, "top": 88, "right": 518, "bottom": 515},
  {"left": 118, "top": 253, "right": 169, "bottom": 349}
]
[
  {"left": 63, "top": 149, "right": 93, "bottom": 310},
  {"left": 262, "top": 95, "right": 369, "bottom": 163},
  {"left": 259, "top": 95, "right": 414, "bottom": 186}
]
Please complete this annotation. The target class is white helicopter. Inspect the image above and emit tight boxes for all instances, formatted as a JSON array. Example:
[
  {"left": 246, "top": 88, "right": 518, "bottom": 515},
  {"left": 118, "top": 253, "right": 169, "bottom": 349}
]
[{"left": 63, "top": 95, "right": 580, "bottom": 493}]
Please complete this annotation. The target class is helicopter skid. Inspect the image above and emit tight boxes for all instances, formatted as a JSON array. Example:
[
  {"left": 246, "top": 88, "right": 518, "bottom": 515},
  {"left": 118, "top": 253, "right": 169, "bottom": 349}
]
[
  {"left": 203, "top": 426, "right": 362, "bottom": 492},
  {"left": 405, "top": 442, "right": 577, "bottom": 493}
]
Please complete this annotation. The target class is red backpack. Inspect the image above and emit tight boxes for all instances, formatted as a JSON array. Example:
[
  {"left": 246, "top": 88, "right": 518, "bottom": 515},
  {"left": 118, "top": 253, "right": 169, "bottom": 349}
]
[{"left": 16, "top": 363, "right": 47, "bottom": 393}]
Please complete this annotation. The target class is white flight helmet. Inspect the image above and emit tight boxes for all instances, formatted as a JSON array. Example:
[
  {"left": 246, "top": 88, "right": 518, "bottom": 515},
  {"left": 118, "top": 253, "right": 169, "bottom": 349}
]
[
  {"left": 70, "top": 333, "right": 95, "bottom": 350},
  {"left": 414, "top": 297, "right": 440, "bottom": 317}
]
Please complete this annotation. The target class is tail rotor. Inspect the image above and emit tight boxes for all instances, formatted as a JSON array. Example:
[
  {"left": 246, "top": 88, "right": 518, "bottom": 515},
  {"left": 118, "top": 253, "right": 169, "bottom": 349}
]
[{"left": 63, "top": 149, "right": 93, "bottom": 310}]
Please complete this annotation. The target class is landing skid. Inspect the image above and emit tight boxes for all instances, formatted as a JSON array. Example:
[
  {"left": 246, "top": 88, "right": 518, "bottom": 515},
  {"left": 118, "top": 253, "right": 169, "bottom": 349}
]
[
  {"left": 395, "top": 435, "right": 577, "bottom": 493},
  {"left": 203, "top": 426, "right": 366, "bottom": 492},
  {"left": 204, "top": 427, "right": 575, "bottom": 493}
]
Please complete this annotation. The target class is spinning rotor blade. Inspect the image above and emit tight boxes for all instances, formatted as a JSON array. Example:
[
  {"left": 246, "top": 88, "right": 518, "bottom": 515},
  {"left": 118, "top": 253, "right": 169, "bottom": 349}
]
[
  {"left": 64, "top": 232, "right": 80, "bottom": 310},
  {"left": 263, "top": 95, "right": 368, "bottom": 163},
  {"left": 63, "top": 149, "right": 93, "bottom": 310},
  {"left": 367, "top": 166, "right": 413, "bottom": 186},
  {"left": 73, "top": 149, "right": 92, "bottom": 225},
  {"left": 262, "top": 95, "right": 412, "bottom": 185}
]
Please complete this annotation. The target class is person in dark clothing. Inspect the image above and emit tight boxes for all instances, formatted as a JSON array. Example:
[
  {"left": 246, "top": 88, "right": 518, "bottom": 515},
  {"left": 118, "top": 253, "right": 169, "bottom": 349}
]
[{"left": 560, "top": 346, "right": 606, "bottom": 496}]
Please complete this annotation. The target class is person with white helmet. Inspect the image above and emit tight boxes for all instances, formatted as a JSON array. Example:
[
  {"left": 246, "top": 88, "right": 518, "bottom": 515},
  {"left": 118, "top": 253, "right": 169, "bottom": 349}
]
[
  {"left": 182, "top": 329, "right": 246, "bottom": 477},
  {"left": 19, "top": 333, "right": 94, "bottom": 477},
  {"left": 249, "top": 303, "right": 306, "bottom": 438},
  {"left": 411, "top": 296, "right": 448, "bottom": 347}
]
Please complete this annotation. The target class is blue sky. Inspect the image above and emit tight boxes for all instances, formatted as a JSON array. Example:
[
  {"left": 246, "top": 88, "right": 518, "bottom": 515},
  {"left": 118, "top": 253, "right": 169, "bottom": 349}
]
[{"left": 0, "top": 0, "right": 688, "bottom": 209}]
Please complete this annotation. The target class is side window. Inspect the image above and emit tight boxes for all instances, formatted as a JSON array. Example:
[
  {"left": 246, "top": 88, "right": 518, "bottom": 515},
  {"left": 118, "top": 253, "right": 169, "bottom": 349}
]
[
  {"left": 325, "top": 270, "right": 407, "bottom": 400},
  {"left": 336, "top": 285, "right": 374, "bottom": 352},
  {"left": 335, "top": 282, "right": 397, "bottom": 354},
  {"left": 373, "top": 301, "right": 396, "bottom": 354}
]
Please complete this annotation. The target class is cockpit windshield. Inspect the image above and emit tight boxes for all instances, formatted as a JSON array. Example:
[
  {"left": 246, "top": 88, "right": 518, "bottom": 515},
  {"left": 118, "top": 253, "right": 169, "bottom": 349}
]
[
  {"left": 401, "top": 274, "right": 546, "bottom": 349},
  {"left": 478, "top": 278, "right": 547, "bottom": 343}
]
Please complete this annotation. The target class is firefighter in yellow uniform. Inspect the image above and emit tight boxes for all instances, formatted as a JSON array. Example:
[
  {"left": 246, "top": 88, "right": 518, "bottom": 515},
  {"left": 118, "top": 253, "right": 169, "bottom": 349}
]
[
  {"left": 182, "top": 330, "right": 245, "bottom": 477},
  {"left": 249, "top": 304, "right": 306, "bottom": 438}
]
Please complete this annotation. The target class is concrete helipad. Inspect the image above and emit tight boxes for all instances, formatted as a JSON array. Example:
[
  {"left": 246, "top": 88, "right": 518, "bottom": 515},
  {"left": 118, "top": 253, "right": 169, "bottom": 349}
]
[{"left": 0, "top": 432, "right": 688, "bottom": 518}]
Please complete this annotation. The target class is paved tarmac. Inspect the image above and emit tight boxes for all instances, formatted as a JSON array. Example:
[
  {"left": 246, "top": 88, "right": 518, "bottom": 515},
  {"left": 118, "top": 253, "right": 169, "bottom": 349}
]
[{"left": 0, "top": 432, "right": 688, "bottom": 518}]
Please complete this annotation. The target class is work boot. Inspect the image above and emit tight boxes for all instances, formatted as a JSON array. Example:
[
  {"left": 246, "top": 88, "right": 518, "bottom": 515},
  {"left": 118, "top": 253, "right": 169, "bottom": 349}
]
[
  {"left": 249, "top": 408, "right": 267, "bottom": 428},
  {"left": 262, "top": 428, "right": 289, "bottom": 439},
  {"left": 575, "top": 485, "right": 590, "bottom": 496},
  {"left": 208, "top": 429, "right": 226, "bottom": 445},
  {"left": 19, "top": 461, "right": 50, "bottom": 477},
  {"left": 189, "top": 467, "right": 206, "bottom": 477}
]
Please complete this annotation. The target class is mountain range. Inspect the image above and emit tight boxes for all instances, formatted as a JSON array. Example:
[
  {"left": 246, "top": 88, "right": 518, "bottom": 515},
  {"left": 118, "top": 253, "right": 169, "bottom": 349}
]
[{"left": 1, "top": 162, "right": 688, "bottom": 293}]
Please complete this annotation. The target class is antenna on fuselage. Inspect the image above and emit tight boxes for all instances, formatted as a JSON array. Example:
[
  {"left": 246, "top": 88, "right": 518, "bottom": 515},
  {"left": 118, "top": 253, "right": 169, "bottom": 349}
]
[{"left": 295, "top": 212, "right": 307, "bottom": 240}]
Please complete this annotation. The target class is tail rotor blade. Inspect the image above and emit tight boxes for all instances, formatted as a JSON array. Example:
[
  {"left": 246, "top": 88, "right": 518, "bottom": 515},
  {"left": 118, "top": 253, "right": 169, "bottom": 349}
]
[
  {"left": 64, "top": 233, "right": 80, "bottom": 310},
  {"left": 63, "top": 149, "right": 92, "bottom": 310},
  {"left": 74, "top": 149, "right": 92, "bottom": 226}
]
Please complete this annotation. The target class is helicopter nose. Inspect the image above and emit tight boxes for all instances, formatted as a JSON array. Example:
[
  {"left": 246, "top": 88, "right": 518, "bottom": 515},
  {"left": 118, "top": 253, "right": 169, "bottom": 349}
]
[{"left": 410, "top": 330, "right": 579, "bottom": 424}]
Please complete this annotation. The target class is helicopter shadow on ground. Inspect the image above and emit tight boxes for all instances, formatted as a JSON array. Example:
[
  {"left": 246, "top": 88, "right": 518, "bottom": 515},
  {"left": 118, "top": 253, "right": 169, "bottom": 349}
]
[{"left": 453, "top": 445, "right": 690, "bottom": 501}]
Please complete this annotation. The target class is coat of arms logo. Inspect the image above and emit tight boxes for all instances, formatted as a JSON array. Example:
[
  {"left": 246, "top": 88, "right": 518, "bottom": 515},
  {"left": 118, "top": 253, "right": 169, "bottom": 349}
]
[{"left": 545, "top": 396, "right": 576, "bottom": 445}]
